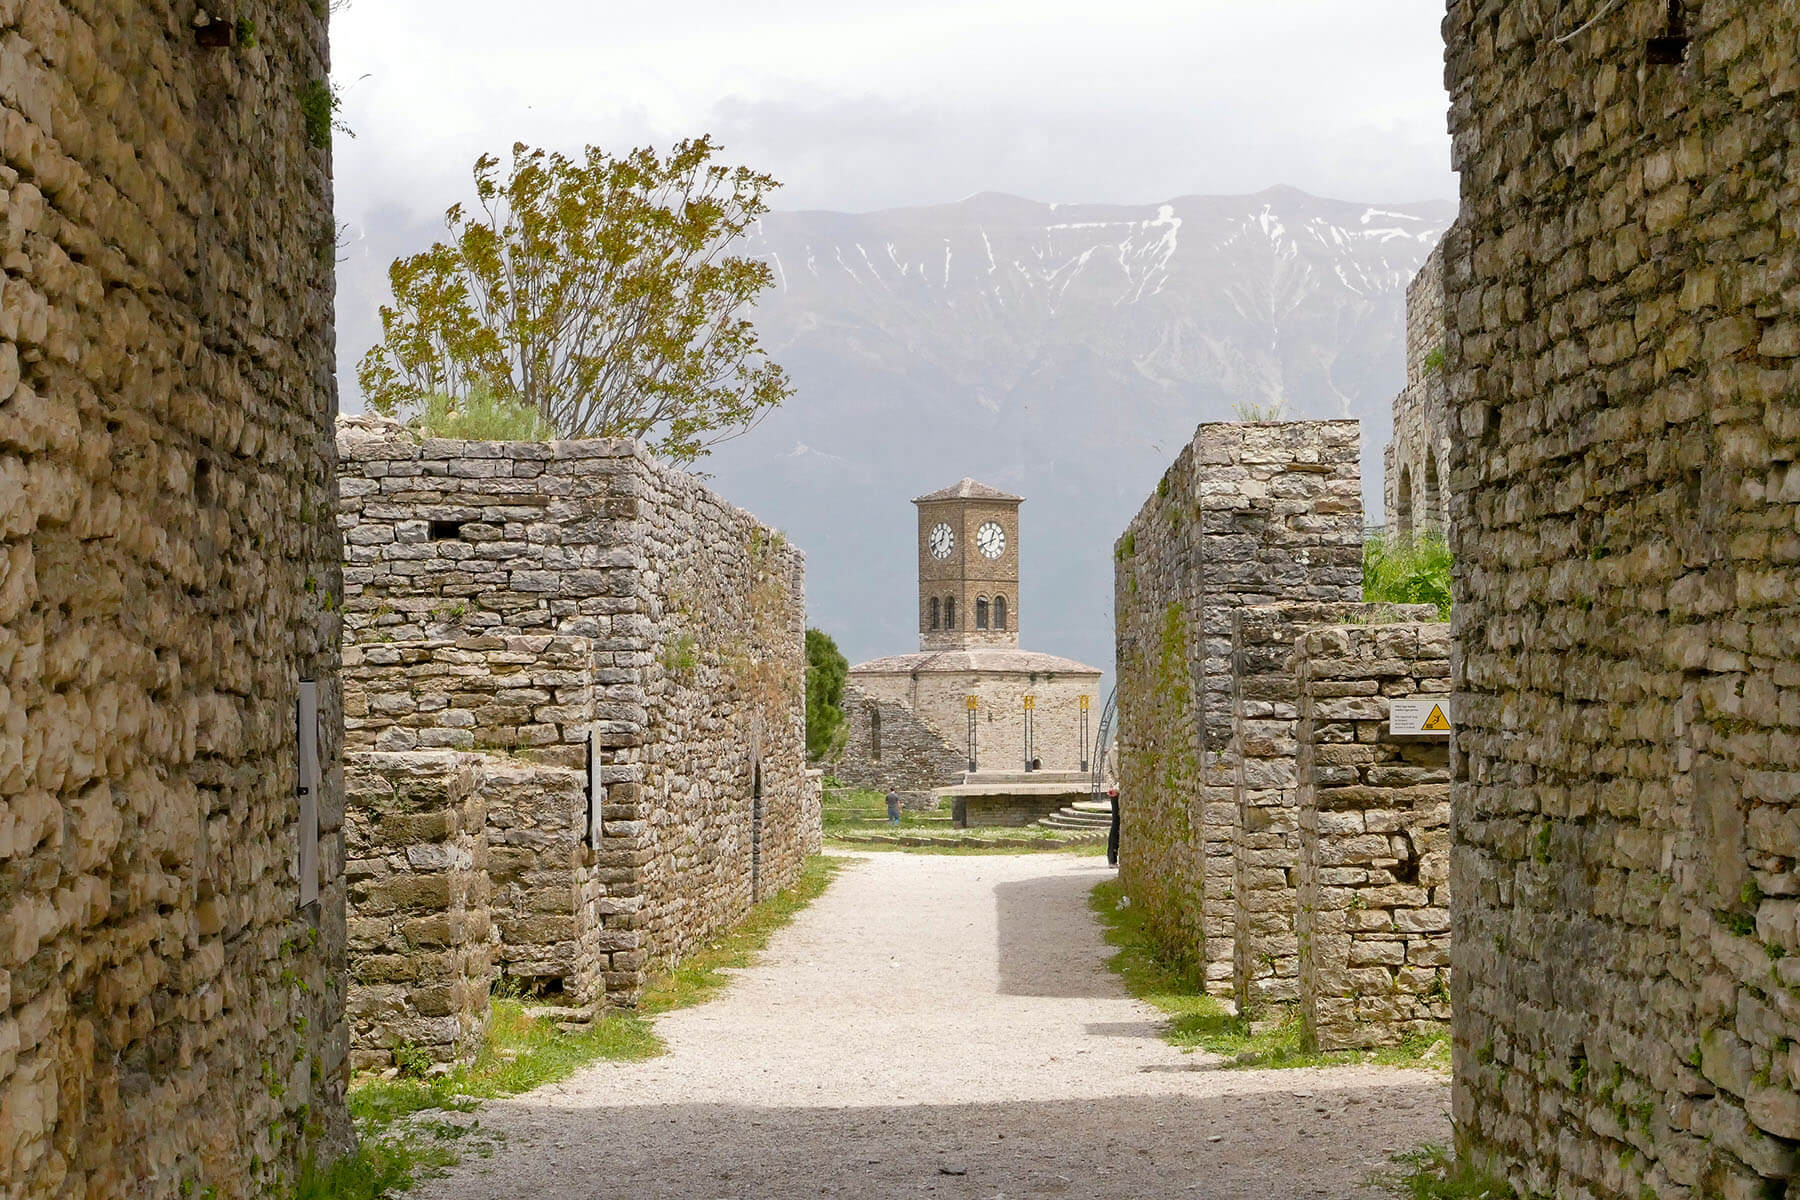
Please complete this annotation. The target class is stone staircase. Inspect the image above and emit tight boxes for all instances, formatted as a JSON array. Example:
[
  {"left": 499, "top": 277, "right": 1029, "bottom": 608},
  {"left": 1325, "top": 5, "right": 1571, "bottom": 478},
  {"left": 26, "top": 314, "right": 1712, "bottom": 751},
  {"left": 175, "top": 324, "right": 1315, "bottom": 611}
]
[{"left": 1035, "top": 799, "right": 1113, "bottom": 830}]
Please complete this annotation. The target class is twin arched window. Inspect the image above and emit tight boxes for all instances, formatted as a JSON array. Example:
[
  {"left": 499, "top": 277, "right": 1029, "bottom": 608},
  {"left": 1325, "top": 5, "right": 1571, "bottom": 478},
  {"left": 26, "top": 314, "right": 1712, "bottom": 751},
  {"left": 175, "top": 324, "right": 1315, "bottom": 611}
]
[{"left": 974, "top": 594, "right": 1009, "bottom": 630}]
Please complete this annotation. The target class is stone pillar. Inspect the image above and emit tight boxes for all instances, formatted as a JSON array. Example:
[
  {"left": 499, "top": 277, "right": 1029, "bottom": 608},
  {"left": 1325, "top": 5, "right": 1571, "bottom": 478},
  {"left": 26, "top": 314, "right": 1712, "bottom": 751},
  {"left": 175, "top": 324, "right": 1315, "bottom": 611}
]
[
  {"left": 1293, "top": 622, "right": 1451, "bottom": 1051},
  {"left": 1116, "top": 420, "right": 1363, "bottom": 994},
  {"left": 1230, "top": 601, "right": 1439, "bottom": 1014},
  {"left": 345, "top": 753, "right": 495, "bottom": 1069}
]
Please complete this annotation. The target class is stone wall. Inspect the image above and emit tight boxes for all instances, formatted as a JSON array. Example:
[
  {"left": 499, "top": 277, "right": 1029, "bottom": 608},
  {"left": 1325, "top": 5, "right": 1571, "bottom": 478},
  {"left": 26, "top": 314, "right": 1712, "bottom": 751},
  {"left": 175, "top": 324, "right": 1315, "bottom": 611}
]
[
  {"left": 2, "top": 2, "right": 349, "bottom": 1195},
  {"left": 345, "top": 753, "right": 493, "bottom": 1070},
  {"left": 1444, "top": 2, "right": 1800, "bottom": 1195},
  {"left": 834, "top": 681, "right": 967, "bottom": 803},
  {"left": 1230, "top": 601, "right": 1438, "bottom": 1013},
  {"left": 1293, "top": 623, "right": 1450, "bottom": 1052},
  {"left": 1382, "top": 245, "right": 1451, "bottom": 538},
  {"left": 338, "top": 428, "right": 819, "bottom": 1018},
  {"left": 1114, "top": 421, "right": 1363, "bottom": 991}
]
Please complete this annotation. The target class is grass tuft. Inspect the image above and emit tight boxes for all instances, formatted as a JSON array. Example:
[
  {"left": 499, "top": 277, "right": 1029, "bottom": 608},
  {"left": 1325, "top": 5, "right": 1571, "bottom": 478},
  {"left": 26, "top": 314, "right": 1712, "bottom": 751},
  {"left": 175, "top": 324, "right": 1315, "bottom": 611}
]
[
  {"left": 1367, "top": 1145, "right": 1517, "bottom": 1199},
  {"left": 1089, "top": 879, "right": 1448, "bottom": 1070}
]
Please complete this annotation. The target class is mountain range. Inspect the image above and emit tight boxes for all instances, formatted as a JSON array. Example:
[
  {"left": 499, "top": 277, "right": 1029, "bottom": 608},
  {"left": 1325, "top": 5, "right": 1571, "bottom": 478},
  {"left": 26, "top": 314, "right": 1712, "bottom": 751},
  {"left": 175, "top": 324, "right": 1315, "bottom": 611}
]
[{"left": 697, "top": 186, "right": 1453, "bottom": 686}]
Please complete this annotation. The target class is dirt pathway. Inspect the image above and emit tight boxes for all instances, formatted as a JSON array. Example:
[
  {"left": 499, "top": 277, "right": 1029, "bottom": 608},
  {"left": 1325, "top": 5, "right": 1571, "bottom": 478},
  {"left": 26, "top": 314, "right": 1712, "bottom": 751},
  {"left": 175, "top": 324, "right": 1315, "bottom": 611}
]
[{"left": 420, "top": 852, "right": 1449, "bottom": 1199}]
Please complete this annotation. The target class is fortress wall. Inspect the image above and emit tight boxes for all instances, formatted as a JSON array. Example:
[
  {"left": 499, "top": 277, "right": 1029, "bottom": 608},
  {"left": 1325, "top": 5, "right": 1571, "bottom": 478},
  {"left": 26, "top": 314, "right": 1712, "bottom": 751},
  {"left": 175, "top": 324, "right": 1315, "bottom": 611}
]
[
  {"left": 1230, "top": 601, "right": 1439, "bottom": 1013},
  {"left": 2, "top": 2, "right": 349, "bottom": 1193},
  {"left": 338, "top": 432, "right": 818, "bottom": 1012},
  {"left": 1294, "top": 622, "right": 1452, "bottom": 1052},
  {"left": 1114, "top": 421, "right": 1363, "bottom": 992},
  {"left": 1444, "top": 2, "right": 1800, "bottom": 1194},
  {"left": 1383, "top": 245, "right": 1452, "bottom": 538},
  {"left": 835, "top": 681, "right": 968, "bottom": 801}
]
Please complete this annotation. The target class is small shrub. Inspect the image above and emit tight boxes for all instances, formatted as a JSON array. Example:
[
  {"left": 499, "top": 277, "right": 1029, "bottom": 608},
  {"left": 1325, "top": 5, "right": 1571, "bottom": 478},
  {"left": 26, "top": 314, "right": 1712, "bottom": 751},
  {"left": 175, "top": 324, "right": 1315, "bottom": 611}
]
[{"left": 392, "top": 1042, "right": 433, "bottom": 1080}]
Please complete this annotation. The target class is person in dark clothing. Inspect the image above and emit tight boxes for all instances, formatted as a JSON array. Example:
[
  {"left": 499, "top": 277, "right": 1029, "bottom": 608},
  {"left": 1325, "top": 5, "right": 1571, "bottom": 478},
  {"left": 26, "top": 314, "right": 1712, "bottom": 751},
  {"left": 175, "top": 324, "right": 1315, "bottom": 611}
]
[
  {"left": 885, "top": 789, "right": 902, "bottom": 826},
  {"left": 1106, "top": 786, "right": 1121, "bottom": 867}
]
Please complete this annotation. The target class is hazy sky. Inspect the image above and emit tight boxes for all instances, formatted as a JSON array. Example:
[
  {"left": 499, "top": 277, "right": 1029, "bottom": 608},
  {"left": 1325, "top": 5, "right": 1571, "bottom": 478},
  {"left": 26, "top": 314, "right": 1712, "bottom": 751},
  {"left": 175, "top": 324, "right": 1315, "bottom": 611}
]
[{"left": 332, "top": 2, "right": 1456, "bottom": 354}]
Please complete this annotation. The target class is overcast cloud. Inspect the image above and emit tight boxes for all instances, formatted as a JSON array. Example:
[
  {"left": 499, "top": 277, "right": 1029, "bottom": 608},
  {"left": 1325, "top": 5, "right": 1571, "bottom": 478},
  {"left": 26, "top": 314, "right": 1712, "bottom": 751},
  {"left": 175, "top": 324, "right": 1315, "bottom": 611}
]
[{"left": 332, "top": 1, "right": 1455, "bottom": 402}]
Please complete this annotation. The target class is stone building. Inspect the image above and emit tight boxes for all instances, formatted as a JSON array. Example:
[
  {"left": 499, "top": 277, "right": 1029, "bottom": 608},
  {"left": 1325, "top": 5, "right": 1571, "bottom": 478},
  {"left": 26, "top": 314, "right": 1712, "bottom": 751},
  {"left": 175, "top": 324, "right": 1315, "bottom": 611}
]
[
  {"left": 833, "top": 480, "right": 1103, "bottom": 824},
  {"left": 336, "top": 422, "right": 821, "bottom": 1066},
  {"left": 1382, "top": 245, "right": 1451, "bottom": 539},
  {"left": 1, "top": 3, "right": 351, "bottom": 1197},
  {"left": 1442, "top": 2, "right": 1800, "bottom": 1197}
]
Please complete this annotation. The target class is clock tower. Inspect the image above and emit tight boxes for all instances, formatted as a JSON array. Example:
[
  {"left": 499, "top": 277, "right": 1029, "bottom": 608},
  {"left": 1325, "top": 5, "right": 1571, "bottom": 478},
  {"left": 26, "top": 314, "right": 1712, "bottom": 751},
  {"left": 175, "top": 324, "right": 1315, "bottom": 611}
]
[{"left": 914, "top": 478, "right": 1022, "bottom": 651}]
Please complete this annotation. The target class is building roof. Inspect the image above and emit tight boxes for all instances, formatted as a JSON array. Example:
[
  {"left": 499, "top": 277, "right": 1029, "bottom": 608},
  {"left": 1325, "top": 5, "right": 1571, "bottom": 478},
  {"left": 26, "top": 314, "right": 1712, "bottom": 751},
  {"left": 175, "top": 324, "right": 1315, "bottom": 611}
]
[
  {"left": 848, "top": 648, "right": 1101, "bottom": 676},
  {"left": 912, "top": 478, "right": 1024, "bottom": 504}
]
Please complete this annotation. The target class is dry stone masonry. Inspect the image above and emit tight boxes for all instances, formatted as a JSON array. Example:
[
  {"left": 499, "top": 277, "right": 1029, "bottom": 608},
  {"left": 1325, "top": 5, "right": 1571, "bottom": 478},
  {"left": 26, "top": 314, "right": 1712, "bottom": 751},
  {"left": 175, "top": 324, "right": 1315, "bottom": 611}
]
[
  {"left": 1229, "top": 600, "right": 1439, "bottom": 1014},
  {"left": 1115, "top": 423, "right": 1453, "bottom": 1051},
  {"left": 1383, "top": 245, "right": 1451, "bottom": 539},
  {"left": 344, "top": 753, "right": 494, "bottom": 1071},
  {"left": 1293, "top": 622, "right": 1451, "bottom": 1052},
  {"left": 1114, "top": 421, "right": 1364, "bottom": 992},
  {"left": 337, "top": 425, "right": 821, "bottom": 1063},
  {"left": 2, "top": 2, "right": 350, "bottom": 1195},
  {"left": 1444, "top": 2, "right": 1800, "bottom": 1195}
]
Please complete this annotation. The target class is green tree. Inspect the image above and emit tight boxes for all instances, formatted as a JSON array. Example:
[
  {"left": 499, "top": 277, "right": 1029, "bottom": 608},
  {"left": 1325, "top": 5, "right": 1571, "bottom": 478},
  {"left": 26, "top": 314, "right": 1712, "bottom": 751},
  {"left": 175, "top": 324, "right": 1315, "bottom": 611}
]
[
  {"left": 804, "top": 628, "right": 849, "bottom": 762},
  {"left": 359, "top": 137, "right": 790, "bottom": 463}
]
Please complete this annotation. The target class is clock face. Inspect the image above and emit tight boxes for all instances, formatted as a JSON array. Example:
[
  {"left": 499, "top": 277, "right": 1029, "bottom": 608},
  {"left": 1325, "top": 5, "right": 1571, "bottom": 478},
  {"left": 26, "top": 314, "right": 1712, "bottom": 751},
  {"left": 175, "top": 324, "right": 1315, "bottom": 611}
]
[
  {"left": 928, "top": 522, "right": 955, "bottom": 559},
  {"left": 976, "top": 521, "right": 1006, "bottom": 559}
]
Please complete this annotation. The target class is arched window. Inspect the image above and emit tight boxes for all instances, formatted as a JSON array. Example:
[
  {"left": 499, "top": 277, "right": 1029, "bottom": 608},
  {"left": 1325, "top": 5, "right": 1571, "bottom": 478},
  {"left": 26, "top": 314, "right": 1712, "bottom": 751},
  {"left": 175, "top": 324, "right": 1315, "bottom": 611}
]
[
  {"left": 992, "top": 595, "right": 1007, "bottom": 630},
  {"left": 929, "top": 596, "right": 941, "bottom": 630},
  {"left": 944, "top": 595, "right": 957, "bottom": 629},
  {"left": 869, "top": 708, "right": 882, "bottom": 760},
  {"left": 975, "top": 596, "right": 989, "bottom": 629},
  {"left": 1423, "top": 454, "right": 1442, "bottom": 537},
  {"left": 1395, "top": 466, "right": 1414, "bottom": 541}
]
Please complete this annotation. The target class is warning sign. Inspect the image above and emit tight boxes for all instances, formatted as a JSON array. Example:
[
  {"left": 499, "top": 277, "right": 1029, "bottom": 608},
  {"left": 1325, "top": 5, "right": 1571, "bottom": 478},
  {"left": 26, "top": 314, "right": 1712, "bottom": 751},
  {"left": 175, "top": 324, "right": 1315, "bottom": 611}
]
[{"left": 1389, "top": 698, "right": 1452, "bottom": 737}]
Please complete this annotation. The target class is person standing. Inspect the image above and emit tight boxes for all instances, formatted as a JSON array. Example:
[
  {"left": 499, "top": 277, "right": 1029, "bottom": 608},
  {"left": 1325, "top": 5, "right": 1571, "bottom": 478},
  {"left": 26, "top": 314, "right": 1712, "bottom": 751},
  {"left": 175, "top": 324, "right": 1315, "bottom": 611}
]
[{"left": 885, "top": 789, "right": 902, "bottom": 827}]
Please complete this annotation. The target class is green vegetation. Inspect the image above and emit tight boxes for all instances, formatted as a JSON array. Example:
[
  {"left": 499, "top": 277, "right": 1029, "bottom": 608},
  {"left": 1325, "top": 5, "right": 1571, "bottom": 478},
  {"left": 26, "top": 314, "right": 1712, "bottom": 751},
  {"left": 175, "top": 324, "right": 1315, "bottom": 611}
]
[
  {"left": 324, "top": 854, "right": 845, "bottom": 1197},
  {"left": 1089, "top": 880, "right": 1448, "bottom": 1070},
  {"left": 298, "top": 78, "right": 349, "bottom": 150},
  {"left": 1367, "top": 1145, "right": 1516, "bottom": 1200},
  {"left": 1232, "top": 398, "right": 1286, "bottom": 421},
  {"left": 413, "top": 387, "right": 556, "bottom": 440},
  {"left": 804, "top": 628, "right": 849, "bottom": 761},
  {"left": 1423, "top": 345, "right": 1447, "bottom": 374},
  {"left": 821, "top": 785, "right": 1102, "bottom": 853},
  {"left": 1364, "top": 532, "right": 1453, "bottom": 619},
  {"left": 360, "top": 138, "right": 789, "bottom": 463}
]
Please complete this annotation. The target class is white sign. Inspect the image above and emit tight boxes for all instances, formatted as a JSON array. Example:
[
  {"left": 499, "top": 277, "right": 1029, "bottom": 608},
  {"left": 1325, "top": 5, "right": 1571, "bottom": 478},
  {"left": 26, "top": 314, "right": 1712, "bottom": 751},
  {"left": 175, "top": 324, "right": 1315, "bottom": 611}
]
[{"left": 1389, "top": 698, "right": 1452, "bottom": 737}]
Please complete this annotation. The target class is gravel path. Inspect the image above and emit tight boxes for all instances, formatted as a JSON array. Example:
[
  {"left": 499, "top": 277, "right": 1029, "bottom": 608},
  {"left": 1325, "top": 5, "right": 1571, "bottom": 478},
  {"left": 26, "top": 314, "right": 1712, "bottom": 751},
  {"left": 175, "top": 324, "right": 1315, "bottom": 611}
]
[{"left": 420, "top": 852, "right": 1449, "bottom": 1199}]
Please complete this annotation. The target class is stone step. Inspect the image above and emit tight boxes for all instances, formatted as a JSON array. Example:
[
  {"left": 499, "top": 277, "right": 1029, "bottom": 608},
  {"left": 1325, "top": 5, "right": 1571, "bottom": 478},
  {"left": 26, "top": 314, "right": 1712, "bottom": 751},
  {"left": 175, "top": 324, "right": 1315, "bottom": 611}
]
[{"left": 1036, "top": 808, "right": 1113, "bottom": 829}]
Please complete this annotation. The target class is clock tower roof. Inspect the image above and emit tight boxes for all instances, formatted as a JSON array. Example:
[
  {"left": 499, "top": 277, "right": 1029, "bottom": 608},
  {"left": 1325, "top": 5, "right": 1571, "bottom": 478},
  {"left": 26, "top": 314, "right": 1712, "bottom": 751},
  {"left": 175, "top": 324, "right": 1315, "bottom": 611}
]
[{"left": 913, "top": 478, "right": 1024, "bottom": 504}]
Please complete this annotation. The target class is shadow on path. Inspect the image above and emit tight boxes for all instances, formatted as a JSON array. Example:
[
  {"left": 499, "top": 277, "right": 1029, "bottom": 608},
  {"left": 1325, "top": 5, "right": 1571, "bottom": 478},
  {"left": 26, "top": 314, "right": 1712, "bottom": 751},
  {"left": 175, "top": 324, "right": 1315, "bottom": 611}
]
[
  {"left": 460, "top": 1085, "right": 1442, "bottom": 1200},
  {"left": 994, "top": 864, "right": 1120, "bottom": 998}
]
